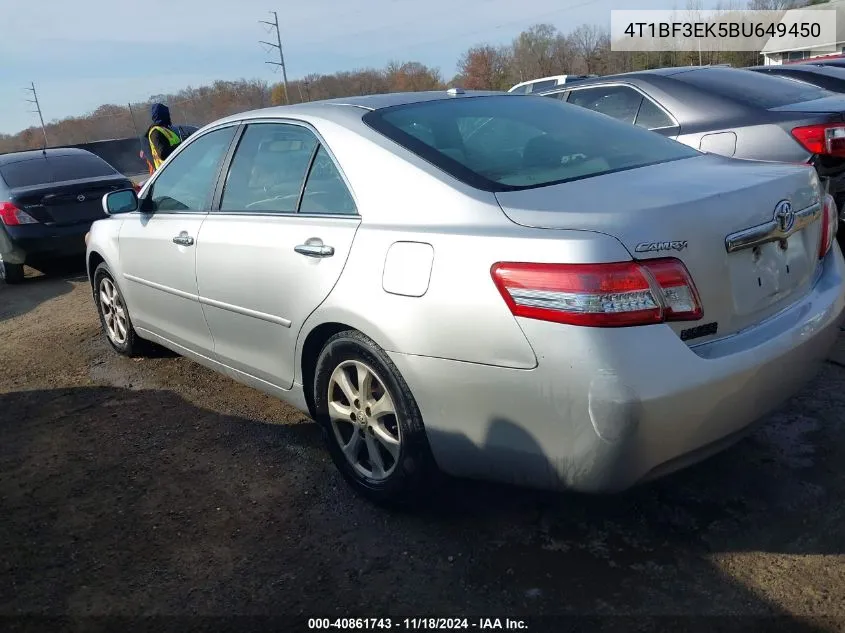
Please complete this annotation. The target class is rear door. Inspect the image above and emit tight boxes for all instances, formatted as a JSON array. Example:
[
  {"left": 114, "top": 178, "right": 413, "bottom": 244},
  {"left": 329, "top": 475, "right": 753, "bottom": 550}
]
[
  {"left": 3, "top": 154, "right": 130, "bottom": 226},
  {"left": 195, "top": 120, "right": 360, "bottom": 390},
  {"left": 118, "top": 125, "right": 238, "bottom": 354}
]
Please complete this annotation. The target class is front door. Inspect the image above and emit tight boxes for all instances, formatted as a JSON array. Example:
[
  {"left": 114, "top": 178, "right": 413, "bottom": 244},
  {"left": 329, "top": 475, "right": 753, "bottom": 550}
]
[
  {"left": 119, "top": 125, "right": 238, "bottom": 354},
  {"left": 195, "top": 121, "right": 360, "bottom": 389}
]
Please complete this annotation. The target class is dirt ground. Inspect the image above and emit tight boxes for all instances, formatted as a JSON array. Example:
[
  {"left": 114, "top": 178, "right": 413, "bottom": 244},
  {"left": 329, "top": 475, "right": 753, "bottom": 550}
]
[{"left": 2, "top": 263, "right": 845, "bottom": 632}]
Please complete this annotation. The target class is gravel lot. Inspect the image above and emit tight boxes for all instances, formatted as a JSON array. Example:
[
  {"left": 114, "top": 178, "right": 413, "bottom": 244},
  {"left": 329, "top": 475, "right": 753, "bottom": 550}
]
[{"left": 2, "top": 263, "right": 845, "bottom": 631}]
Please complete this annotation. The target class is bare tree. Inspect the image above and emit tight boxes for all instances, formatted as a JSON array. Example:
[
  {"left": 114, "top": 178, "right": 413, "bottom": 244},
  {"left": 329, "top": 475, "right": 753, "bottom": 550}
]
[{"left": 571, "top": 24, "right": 607, "bottom": 74}]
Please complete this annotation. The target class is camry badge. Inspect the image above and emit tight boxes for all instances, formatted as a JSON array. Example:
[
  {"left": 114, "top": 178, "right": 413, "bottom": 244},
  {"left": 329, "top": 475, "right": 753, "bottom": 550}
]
[{"left": 634, "top": 240, "right": 688, "bottom": 253}]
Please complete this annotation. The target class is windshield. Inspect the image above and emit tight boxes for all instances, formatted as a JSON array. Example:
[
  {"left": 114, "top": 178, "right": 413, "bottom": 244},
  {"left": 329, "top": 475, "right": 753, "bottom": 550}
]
[
  {"left": 363, "top": 95, "right": 699, "bottom": 192},
  {"left": 672, "top": 67, "right": 834, "bottom": 108}
]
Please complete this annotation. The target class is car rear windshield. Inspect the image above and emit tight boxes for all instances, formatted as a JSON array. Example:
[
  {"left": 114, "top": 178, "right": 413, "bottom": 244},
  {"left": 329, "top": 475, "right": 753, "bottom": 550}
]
[
  {"left": 362, "top": 95, "right": 699, "bottom": 192},
  {"left": 0, "top": 154, "right": 116, "bottom": 188},
  {"left": 672, "top": 67, "right": 833, "bottom": 108}
]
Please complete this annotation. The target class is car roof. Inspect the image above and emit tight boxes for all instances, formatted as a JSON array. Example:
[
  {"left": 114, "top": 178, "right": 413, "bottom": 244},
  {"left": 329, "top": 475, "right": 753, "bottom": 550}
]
[
  {"left": 0, "top": 147, "right": 96, "bottom": 165},
  {"left": 210, "top": 90, "right": 508, "bottom": 127}
]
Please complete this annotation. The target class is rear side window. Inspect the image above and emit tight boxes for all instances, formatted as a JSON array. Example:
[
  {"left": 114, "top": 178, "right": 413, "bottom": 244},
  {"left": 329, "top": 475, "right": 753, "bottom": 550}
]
[
  {"left": 567, "top": 86, "right": 643, "bottom": 124},
  {"left": 635, "top": 98, "right": 674, "bottom": 129},
  {"left": 672, "top": 68, "right": 832, "bottom": 108},
  {"left": 363, "top": 95, "right": 699, "bottom": 192},
  {"left": 0, "top": 154, "right": 115, "bottom": 188},
  {"left": 526, "top": 79, "right": 557, "bottom": 93}
]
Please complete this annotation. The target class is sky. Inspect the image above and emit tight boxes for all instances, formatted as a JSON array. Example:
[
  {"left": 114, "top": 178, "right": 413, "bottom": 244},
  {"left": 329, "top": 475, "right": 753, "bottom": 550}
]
[{"left": 2, "top": 0, "right": 701, "bottom": 136}]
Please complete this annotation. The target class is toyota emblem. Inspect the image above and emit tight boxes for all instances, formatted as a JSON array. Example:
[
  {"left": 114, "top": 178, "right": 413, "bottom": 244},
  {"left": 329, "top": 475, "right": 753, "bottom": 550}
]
[
  {"left": 76, "top": 194, "right": 86, "bottom": 202},
  {"left": 774, "top": 200, "right": 795, "bottom": 233}
]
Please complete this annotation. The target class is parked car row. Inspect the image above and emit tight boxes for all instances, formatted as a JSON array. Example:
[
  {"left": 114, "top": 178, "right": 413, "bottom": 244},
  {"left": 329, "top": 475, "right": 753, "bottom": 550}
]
[{"left": 84, "top": 87, "right": 844, "bottom": 506}]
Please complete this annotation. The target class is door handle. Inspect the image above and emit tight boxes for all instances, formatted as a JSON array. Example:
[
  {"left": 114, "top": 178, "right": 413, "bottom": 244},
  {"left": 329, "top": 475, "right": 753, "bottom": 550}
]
[
  {"left": 172, "top": 231, "right": 195, "bottom": 247},
  {"left": 295, "top": 238, "right": 334, "bottom": 258}
]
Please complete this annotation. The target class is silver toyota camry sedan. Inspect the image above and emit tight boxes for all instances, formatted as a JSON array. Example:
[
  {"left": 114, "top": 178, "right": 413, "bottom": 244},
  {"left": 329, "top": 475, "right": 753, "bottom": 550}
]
[{"left": 87, "top": 89, "right": 845, "bottom": 505}]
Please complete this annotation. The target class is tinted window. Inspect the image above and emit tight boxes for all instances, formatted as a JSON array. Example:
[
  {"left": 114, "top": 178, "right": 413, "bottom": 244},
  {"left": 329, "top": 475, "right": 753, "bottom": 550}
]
[
  {"left": 220, "top": 123, "right": 318, "bottom": 213},
  {"left": 672, "top": 68, "right": 832, "bottom": 108},
  {"left": 527, "top": 79, "right": 558, "bottom": 93},
  {"left": 0, "top": 154, "right": 115, "bottom": 188},
  {"left": 146, "top": 126, "right": 236, "bottom": 212},
  {"left": 635, "top": 98, "right": 674, "bottom": 129},
  {"left": 567, "top": 86, "right": 643, "bottom": 124},
  {"left": 509, "top": 85, "right": 530, "bottom": 94},
  {"left": 363, "top": 95, "right": 699, "bottom": 192},
  {"left": 299, "top": 146, "right": 356, "bottom": 215}
]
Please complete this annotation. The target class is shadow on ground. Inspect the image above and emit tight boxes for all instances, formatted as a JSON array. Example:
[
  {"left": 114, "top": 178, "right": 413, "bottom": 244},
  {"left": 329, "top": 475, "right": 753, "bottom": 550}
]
[
  {"left": 0, "top": 258, "right": 87, "bottom": 323},
  {"left": 1, "top": 383, "right": 842, "bottom": 629}
]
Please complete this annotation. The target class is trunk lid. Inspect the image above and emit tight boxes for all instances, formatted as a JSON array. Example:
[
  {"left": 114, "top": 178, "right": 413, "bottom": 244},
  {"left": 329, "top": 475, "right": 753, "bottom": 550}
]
[
  {"left": 494, "top": 154, "right": 824, "bottom": 344},
  {"left": 10, "top": 175, "right": 131, "bottom": 226}
]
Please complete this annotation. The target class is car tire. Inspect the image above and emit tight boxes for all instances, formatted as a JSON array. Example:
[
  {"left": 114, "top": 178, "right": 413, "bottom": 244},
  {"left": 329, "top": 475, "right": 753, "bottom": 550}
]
[
  {"left": 313, "top": 330, "right": 440, "bottom": 507},
  {"left": 0, "top": 260, "right": 24, "bottom": 284},
  {"left": 93, "top": 262, "right": 147, "bottom": 357}
]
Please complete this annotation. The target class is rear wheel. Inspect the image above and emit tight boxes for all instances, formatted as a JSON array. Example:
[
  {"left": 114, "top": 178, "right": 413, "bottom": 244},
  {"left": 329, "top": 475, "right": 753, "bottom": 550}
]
[
  {"left": 313, "top": 330, "right": 439, "bottom": 506},
  {"left": 93, "top": 263, "right": 146, "bottom": 356},
  {"left": 0, "top": 257, "right": 24, "bottom": 284}
]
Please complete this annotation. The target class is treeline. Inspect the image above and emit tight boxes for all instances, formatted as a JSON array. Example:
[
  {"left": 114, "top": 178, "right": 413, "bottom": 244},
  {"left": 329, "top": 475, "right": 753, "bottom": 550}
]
[{"left": 0, "top": 0, "right": 822, "bottom": 154}]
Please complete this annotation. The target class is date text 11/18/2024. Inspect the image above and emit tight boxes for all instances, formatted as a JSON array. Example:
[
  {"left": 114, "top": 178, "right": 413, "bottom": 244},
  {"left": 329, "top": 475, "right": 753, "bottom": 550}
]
[{"left": 307, "top": 618, "right": 529, "bottom": 630}]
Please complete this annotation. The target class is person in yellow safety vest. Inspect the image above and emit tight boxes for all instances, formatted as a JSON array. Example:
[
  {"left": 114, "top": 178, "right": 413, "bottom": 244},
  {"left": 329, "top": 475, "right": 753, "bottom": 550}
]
[{"left": 146, "top": 103, "right": 182, "bottom": 170}]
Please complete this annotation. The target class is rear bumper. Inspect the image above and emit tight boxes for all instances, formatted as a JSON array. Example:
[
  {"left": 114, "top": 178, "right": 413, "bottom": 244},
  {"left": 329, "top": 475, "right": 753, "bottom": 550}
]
[
  {"left": 0, "top": 222, "right": 91, "bottom": 264},
  {"left": 389, "top": 247, "right": 845, "bottom": 493}
]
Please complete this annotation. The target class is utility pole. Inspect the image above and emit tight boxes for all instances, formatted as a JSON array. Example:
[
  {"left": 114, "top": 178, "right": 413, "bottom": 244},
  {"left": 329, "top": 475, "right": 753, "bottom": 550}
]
[
  {"left": 259, "top": 11, "right": 290, "bottom": 104},
  {"left": 25, "top": 82, "right": 49, "bottom": 148}
]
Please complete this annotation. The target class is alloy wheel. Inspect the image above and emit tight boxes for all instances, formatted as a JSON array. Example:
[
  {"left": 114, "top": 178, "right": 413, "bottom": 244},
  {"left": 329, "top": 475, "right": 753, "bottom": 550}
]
[
  {"left": 327, "top": 360, "right": 401, "bottom": 481},
  {"left": 99, "top": 277, "right": 128, "bottom": 345}
]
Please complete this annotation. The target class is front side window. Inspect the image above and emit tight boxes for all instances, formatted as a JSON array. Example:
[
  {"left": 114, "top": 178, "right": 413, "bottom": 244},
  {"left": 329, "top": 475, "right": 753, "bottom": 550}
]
[
  {"left": 146, "top": 126, "right": 236, "bottom": 212},
  {"left": 363, "top": 94, "right": 699, "bottom": 192}
]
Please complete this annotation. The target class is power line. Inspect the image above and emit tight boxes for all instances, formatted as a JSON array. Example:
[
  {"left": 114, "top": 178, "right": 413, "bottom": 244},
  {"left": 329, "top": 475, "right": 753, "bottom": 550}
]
[
  {"left": 259, "top": 10, "right": 290, "bottom": 104},
  {"left": 24, "top": 82, "right": 49, "bottom": 148}
]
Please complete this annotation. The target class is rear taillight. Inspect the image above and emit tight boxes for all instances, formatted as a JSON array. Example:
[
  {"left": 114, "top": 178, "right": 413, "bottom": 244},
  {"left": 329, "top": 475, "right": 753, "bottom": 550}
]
[
  {"left": 0, "top": 202, "right": 39, "bottom": 226},
  {"left": 491, "top": 258, "right": 703, "bottom": 328},
  {"left": 791, "top": 123, "right": 845, "bottom": 157},
  {"left": 820, "top": 193, "right": 838, "bottom": 259}
]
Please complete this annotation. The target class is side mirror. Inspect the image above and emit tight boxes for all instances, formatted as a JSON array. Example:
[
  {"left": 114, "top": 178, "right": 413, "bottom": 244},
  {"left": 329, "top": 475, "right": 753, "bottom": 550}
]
[{"left": 102, "top": 188, "right": 138, "bottom": 215}]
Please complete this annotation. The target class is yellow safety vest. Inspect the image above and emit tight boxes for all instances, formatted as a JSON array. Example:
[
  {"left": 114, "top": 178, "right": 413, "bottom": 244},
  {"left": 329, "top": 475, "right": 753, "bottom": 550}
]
[{"left": 148, "top": 125, "right": 182, "bottom": 168}]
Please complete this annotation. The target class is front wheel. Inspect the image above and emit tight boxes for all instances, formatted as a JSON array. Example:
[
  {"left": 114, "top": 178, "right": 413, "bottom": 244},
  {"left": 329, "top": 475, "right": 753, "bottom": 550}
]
[
  {"left": 93, "top": 263, "right": 146, "bottom": 356},
  {"left": 313, "top": 330, "right": 439, "bottom": 506}
]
